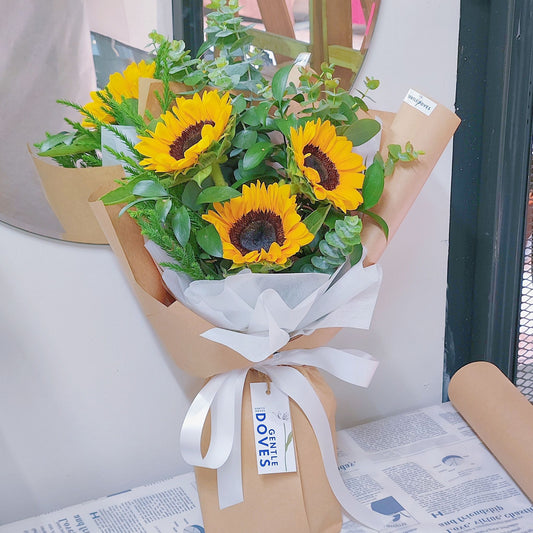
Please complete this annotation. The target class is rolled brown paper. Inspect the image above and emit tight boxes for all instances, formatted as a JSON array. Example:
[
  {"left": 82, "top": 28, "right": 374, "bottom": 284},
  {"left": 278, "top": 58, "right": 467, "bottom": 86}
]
[
  {"left": 362, "top": 94, "right": 461, "bottom": 266},
  {"left": 448, "top": 361, "right": 533, "bottom": 502}
]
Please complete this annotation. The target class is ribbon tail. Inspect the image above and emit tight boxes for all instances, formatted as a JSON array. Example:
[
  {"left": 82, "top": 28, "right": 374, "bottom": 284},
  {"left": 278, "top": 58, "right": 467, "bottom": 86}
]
[
  {"left": 217, "top": 370, "right": 248, "bottom": 509},
  {"left": 267, "top": 366, "right": 388, "bottom": 531},
  {"left": 271, "top": 347, "right": 379, "bottom": 388}
]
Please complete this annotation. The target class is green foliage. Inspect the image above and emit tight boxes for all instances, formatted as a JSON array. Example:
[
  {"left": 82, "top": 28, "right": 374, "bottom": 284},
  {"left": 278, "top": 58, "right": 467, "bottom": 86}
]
[
  {"left": 129, "top": 204, "right": 213, "bottom": 280},
  {"left": 300, "top": 216, "right": 363, "bottom": 274},
  {"left": 37, "top": 1, "right": 424, "bottom": 280}
]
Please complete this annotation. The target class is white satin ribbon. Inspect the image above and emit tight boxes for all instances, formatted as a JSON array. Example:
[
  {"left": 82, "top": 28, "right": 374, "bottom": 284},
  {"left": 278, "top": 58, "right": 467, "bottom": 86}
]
[{"left": 180, "top": 347, "right": 387, "bottom": 531}]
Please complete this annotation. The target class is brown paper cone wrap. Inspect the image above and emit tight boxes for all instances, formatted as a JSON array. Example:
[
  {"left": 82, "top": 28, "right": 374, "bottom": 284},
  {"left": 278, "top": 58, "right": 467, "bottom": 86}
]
[
  {"left": 361, "top": 97, "right": 461, "bottom": 265},
  {"left": 195, "top": 366, "right": 342, "bottom": 533},
  {"left": 448, "top": 361, "right": 533, "bottom": 502},
  {"left": 33, "top": 154, "right": 125, "bottom": 244},
  {"left": 89, "top": 199, "right": 341, "bottom": 378}
]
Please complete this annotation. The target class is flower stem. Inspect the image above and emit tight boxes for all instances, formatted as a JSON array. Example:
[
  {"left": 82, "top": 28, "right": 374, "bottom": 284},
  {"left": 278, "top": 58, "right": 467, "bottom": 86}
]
[{"left": 211, "top": 162, "right": 227, "bottom": 187}]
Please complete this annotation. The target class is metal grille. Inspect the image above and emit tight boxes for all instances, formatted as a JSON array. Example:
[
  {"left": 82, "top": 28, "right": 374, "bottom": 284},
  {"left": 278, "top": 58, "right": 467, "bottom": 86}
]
[{"left": 515, "top": 161, "right": 533, "bottom": 402}]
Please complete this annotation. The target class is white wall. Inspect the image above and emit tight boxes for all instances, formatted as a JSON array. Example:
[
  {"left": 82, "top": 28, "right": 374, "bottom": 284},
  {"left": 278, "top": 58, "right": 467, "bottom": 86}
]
[{"left": 0, "top": 0, "right": 460, "bottom": 525}]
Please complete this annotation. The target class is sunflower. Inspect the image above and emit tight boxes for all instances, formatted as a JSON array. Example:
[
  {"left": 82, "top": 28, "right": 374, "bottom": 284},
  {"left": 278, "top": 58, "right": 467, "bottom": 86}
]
[
  {"left": 82, "top": 60, "right": 156, "bottom": 127},
  {"left": 135, "top": 90, "right": 232, "bottom": 174},
  {"left": 202, "top": 181, "right": 313, "bottom": 266},
  {"left": 290, "top": 119, "right": 365, "bottom": 212}
]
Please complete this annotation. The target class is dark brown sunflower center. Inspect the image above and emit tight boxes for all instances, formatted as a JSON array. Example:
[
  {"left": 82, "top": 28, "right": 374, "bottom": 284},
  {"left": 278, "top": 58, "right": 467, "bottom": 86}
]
[
  {"left": 169, "top": 120, "right": 214, "bottom": 161},
  {"left": 303, "top": 144, "right": 339, "bottom": 190},
  {"left": 229, "top": 210, "right": 285, "bottom": 255}
]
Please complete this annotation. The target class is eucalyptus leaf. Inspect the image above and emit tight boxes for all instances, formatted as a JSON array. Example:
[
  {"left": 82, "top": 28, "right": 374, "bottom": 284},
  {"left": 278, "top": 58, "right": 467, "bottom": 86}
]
[
  {"left": 233, "top": 129, "right": 257, "bottom": 149},
  {"left": 272, "top": 64, "right": 293, "bottom": 103},
  {"left": 343, "top": 118, "right": 381, "bottom": 146},
  {"left": 196, "top": 224, "right": 223, "bottom": 257},
  {"left": 197, "top": 186, "right": 241, "bottom": 204},
  {"left": 172, "top": 206, "right": 191, "bottom": 246},
  {"left": 155, "top": 198, "right": 172, "bottom": 225},
  {"left": 242, "top": 142, "right": 272, "bottom": 170},
  {"left": 183, "top": 71, "right": 205, "bottom": 86},
  {"left": 231, "top": 93, "right": 247, "bottom": 114}
]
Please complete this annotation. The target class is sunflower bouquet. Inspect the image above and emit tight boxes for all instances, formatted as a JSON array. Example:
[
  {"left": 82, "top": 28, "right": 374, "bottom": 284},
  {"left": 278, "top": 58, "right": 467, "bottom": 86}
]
[
  {"left": 87, "top": 36, "right": 424, "bottom": 531},
  {"left": 35, "top": 2, "right": 461, "bottom": 531},
  {"left": 98, "top": 64, "right": 422, "bottom": 279}
]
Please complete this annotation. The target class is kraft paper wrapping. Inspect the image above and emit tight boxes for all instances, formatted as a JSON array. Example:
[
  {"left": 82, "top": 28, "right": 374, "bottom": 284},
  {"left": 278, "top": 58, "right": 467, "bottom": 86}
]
[
  {"left": 361, "top": 96, "right": 461, "bottom": 265},
  {"left": 89, "top": 199, "right": 341, "bottom": 378},
  {"left": 195, "top": 366, "right": 342, "bottom": 533},
  {"left": 33, "top": 154, "right": 125, "bottom": 244},
  {"left": 448, "top": 361, "right": 533, "bottom": 502},
  {"left": 137, "top": 78, "right": 190, "bottom": 121}
]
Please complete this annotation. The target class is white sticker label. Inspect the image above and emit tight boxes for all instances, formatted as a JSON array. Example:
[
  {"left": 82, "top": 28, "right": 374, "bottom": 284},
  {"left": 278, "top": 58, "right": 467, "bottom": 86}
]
[
  {"left": 250, "top": 382, "right": 297, "bottom": 475},
  {"left": 404, "top": 89, "right": 437, "bottom": 116}
]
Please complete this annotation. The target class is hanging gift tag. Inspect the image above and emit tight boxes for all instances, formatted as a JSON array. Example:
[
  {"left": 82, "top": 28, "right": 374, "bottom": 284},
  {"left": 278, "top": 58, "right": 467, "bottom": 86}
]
[{"left": 250, "top": 381, "right": 297, "bottom": 474}]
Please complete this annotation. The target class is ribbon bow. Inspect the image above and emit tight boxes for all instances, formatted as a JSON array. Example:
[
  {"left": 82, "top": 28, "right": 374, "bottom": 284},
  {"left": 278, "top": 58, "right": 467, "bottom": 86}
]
[{"left": 180, "top": 347, "right": 387, "bottom": 531}]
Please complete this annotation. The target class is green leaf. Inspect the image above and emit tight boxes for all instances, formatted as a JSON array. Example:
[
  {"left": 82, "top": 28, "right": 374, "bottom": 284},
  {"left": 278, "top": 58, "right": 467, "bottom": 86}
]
[
  {"left": 155, "top": 198, "right": 172, "bottom": 224},
  {"left": 303, "top": 205, "right": 330, "bottom": 235},
  {"left": 133, "top": 180, "right": 168, "bottom": 198},
  {"left": 349, "top": 243, "right": 363, "bottom": 266},
  {"left": 231, "top": 93, "right": 247, "bottom": 114},
  {"left": 242, "top": 142, "right": 272, "bottom": 170},
  {"left": 324, "top": 210, "right": 344, "bottom": 229},
  {"left": 362, "top": 210, "right": 389, "bottom": 239},
  {"left": 182, "top": 180, "right": 202, "bottom": 210},
  {"left": 241, "top": 106, "right": 261, "bottom": 126},
  {"left": 196, "top": 186, "right": 241, "bottom": 204},
  {"left": 343, "top": 119, "right": 381, "bottom": 146},
  {"left": 285, "top": 431, "right": 293, "bottom": 451},
  {"left": 319, "top": 240, "right": 344, "bottom": 261},
  {"left": 272, "top": 64, "right": 293, "bottom": 103},
  {"left": 183, "top": 71, "right": 205, "bottom": 86},
  {"left": 171, "top": 206, "right": 191, "bottom": 246},
  {"left": 388, "top": 144, "right": 402, "bottom": 161},
  {"left": 361, "top": 161, "right": 384, "bottom": 210},
  {"left": 196, "top": 224, "right": 223, "bottom": 257},
  {"left": 233, "top": 129, "right": 257, "bottom": 149},
  {"left": 192, "top": 165, "right": 213, "bottom": 187},
  {"left": 311, "top": 255, "right": 333, "bottom": 271},
  {"left": 39, "top": 131, "right": 76, "bottom": 152},
  {"left": 274, "top": 115, "right": 299, "bottom": 138},
  {"left": 118, "top": 197, "right": 156, "bottom": 216},
  {"left": 335, "top": 219, "right": 361, "bottom": 246},
  {"left": 100, "top": 177, "right": 144, "bottom": 205},
  {"left": 38, "top": 139, "right": 100, "bottom": 157},
  {"left": 365, "top": 77, "right": 380, "bottom": 90}
]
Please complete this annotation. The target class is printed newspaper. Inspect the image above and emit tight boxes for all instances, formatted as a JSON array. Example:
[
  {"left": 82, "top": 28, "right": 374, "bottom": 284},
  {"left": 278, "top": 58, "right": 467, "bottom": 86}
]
[{"left": 2, "top": 403, "right": 532, "bottom": 533}]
